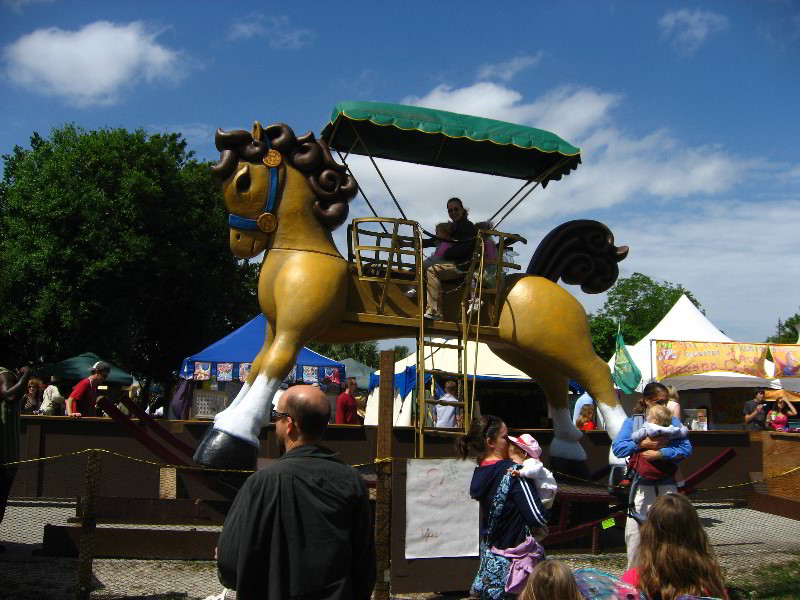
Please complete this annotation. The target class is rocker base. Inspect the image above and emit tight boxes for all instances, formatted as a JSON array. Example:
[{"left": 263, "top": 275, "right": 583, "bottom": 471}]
[
  {"left": 193, "top": 428, "right": 258, "bottom": 470},
  {"left": 548, "top": 456, "right": 592, "bottom": 482}
]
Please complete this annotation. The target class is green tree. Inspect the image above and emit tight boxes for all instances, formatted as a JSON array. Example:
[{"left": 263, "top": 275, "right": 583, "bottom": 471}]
[
  {"left": 392, "top": 345, "right": 411, "bottom": 360},
  {"left": 307, "top": 341, "right": 380, "bottom": 369},
  {"left": 588, "top": 272, "right": 702, "bottom": 360},
  {"left": 0, "top": 125, "right": 259, "bottom": 395},
  {"left": 765, "top": 310, "right": 800, "bottom": 344}
]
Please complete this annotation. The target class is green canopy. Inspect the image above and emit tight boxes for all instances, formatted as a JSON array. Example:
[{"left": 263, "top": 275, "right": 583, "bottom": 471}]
[
  {"left": 321, "top": 101, "right": 581, "bottom": 183},
  {"left": 37, "top": 352, "right": 134, "bottom": 386}
]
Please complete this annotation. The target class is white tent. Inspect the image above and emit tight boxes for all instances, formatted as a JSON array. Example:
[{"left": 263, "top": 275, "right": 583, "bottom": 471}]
[
  {"left": 364, "top": 339, "right": 534, "bottom": 426},
  {"left": 609, "top": 295, "right": 800, "bottom": 392}
]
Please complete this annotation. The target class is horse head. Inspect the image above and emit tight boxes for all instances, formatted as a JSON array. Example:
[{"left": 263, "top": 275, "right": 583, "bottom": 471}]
[{"left": 211, "top": 121, "right": 358, "bottom": 259}]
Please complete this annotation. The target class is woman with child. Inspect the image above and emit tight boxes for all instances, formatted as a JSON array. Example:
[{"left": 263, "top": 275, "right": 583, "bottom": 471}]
[
  {"left": 612, "top": 381, "right": 692, "bottom": 570},
  {"left": 457, "top": 416, "right": 551, "bottom": 599}
]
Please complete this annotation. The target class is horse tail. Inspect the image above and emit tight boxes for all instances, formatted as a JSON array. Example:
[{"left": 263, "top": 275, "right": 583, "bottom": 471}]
[{"left": 525, "top": 220, "right": 628, "bottom": 294}]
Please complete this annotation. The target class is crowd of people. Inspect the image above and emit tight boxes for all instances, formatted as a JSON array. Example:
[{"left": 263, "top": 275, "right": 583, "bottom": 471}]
[
  {"left": 456, "top": 402, "right": 727, "bottom": 600},
  {"left": 3, "top": 351, "right": 785, "bottom": 598}
]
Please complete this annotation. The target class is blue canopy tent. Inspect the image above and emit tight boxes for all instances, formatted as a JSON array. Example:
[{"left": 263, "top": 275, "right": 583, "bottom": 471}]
[{"left": 179, "top": 315, "right": 345, "bottom": 383}]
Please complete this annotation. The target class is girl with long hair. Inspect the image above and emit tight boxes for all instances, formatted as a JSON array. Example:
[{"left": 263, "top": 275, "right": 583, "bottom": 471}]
[
  {"left": 621, "top": 493, "right": 727, "bottom": 599},
  {"left": 457, "top": 415, "right": 549, "bottom": 599},
  {"left": 611, "top": 381, "right": 692, "bottom": 569},
  {"left": 766, "top": 396, "right": 797, "bottom": 430},
  {"left": 519, "top": 560, "right": 583, "bottom": 600},
  {"left": 576, "top": 403, "right": 596, "bottom": 430}
]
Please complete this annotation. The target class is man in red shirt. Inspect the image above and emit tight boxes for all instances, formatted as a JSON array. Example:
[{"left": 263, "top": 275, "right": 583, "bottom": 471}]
[
  {"left": 67, "top": 361, "right": 110, "bottom": 417},
  {"left": 335, "top": 377, "right": 359, "bottom": 424}
]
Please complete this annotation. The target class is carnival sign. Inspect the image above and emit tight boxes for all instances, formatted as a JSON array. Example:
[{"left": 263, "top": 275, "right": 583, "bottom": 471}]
[
  {"left": 770, "top": 345, "right": 800, "bottom": 377},
  {"left": 655, "top": 340, "right": 768, "bottom": 379}
]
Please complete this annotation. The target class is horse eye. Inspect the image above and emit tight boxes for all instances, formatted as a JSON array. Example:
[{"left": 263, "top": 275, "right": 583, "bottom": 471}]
[{"left": 236, "top": 170, "right": 251, "bottom": 194}]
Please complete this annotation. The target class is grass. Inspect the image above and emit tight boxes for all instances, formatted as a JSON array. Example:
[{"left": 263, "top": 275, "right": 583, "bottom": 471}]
[{"left": 727, "top": 554, "right": 800, "bottom": 600}]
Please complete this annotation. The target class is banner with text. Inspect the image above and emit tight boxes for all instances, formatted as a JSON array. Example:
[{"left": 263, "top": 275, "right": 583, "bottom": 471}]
[
  {"left": 655, "top": 340, "right": 768, "bottom": 379},
  {"left": 770, "top": 345, "right": 800, "bottom": 377}
]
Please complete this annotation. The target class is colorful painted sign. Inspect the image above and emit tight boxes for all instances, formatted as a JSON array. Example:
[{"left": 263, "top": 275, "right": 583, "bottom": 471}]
[
  {"left": 324, "top": 366, "right": 340, "bottom": 384},
  {"left": 194, "top": 362, "right": 211, "bottom": 381},
  {"left": 770, "top": 345, "right": 800, "bottom": 377},
  {"left": 217, "top": 363, "right": 233, "bottom": 381},
  {"left": 238, "top": 362, "right": 252, "bottom": 382},
  {"left": 655, "top": 340, "right": 768, "bottom": 379}
]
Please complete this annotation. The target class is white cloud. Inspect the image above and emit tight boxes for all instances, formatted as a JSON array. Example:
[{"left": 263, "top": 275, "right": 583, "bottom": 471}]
[
  {"left": 477, "top": 53, "right": 543, "bottom": 82},
  {"left": 659, "top": 8, "right": 729, "bottom": 55},
  {"left": 3, "top": 21, "right": 185, "bottom": 107},
  {"left": 226, "top": 14, "right": 314, "bottom": 48},
  {"left": 2, "top": 0, "right": 53, "bottom": 13},
  {"left": 403, "top": 82, "right": 620, "bottom": 141}
]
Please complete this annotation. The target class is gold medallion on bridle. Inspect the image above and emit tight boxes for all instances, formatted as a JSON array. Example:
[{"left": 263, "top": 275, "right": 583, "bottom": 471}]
[
  {"left": 257, "top": 212, "right": 278, "bottom": 233},
  {"left": 263, "top": 149, "right": 282, "bottom": 168}
]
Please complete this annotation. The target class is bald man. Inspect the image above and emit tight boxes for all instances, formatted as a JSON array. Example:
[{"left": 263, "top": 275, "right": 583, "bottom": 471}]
[{"left": 217, "top": 385, "right": 376, "bottom": 600}]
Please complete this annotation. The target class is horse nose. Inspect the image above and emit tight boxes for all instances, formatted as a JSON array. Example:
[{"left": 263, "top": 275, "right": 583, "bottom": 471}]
[{"left": 235, "top": 232, "right": 241, "bottom": 241}]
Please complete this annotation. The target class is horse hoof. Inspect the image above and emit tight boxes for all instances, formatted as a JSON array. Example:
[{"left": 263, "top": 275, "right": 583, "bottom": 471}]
[
  {"left": 549, "top": 456, "right": 592, "bottom": 481},
  {"left": 193, "top": 427, "right": 258, "bottom": 470}
]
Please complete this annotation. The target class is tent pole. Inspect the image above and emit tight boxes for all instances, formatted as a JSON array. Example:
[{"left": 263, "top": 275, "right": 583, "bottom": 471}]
[{"left": 348, "top": 119, "right": 408, "bottom": 220}]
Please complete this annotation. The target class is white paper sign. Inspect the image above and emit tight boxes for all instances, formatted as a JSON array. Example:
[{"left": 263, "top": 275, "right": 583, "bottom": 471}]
[{"left": 405, "top": 458, "right": 479, "bottom": 559}]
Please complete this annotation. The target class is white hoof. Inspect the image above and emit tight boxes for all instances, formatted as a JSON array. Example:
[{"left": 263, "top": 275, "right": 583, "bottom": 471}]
[{"left": 550, "top": 437, "right": 587, "bottom": 461}]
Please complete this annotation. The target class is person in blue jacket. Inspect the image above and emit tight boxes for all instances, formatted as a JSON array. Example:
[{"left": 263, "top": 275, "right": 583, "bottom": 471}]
[
  {"left": 612, "top": 381, "right": 692, "bottom": 570},
  {"left": 457, "top": 415, "right": 550, "bottom": 599}
]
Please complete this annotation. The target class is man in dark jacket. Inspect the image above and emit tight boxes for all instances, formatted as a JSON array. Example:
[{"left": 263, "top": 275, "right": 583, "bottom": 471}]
[{"left": 216, "top": 384, "right": 376, "bottom": 600}]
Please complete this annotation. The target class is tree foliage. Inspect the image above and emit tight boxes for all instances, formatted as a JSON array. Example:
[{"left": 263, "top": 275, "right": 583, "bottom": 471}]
[
  {"left": 392, "top": 345, "right": 411, "bottom": 360},
  {"left": 0, "top": 125, "right": 259, "bottom": 392},
  {"left": 589, "top": 272, "right": 702, "bottom": 360},
  {"left": 765, "top": 310, "right": 800, "bottom": 344}
]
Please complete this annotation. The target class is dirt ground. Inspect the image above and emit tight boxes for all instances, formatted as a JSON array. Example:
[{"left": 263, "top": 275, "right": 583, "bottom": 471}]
[{"left": 2, "top": 501, "right": 799, "bottom": 599}]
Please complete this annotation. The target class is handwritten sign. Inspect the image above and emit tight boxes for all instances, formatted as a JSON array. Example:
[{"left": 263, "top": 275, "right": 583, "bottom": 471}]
[
  {"left": 405, "top": 458, "right": 479, "bottom": 559},
  {"left": 655, "top": 340, "right": 767, "bottom": 379}
]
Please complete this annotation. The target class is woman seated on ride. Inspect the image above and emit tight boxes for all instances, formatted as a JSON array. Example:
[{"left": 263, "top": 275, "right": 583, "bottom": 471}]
[
  {"left": 621, "top": 493, "right": 728, "bottom": 599},
  {"left": 422, "top": 197, "right": 477, "bottom": 320},
  {"left": 766, "top": 396, "right": 797, "bottom": 430},
  {"left": 457, "top": 415, "right": 550, "bottom": 599},
  {"left": 612, "top": 381, "right": 692, "bottom": 570}
]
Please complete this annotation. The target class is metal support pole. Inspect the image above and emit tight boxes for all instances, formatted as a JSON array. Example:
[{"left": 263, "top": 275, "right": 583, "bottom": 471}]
[
  {"left": 374, "top": 350, "right": 395, "bottom": 600},
  {"left": 75, "top": 449, "right": 99, "bottom": 600}
]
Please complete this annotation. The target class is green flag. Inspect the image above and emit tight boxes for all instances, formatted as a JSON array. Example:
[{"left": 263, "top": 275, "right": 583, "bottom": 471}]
[{"left": 612, "top": 325, "right": 641, "bottom": 394}]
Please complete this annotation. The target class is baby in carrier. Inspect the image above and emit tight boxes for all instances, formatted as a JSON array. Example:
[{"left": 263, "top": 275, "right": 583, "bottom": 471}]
[
  {"left": 507, "top": 433, "right": 558, "bottom": 512},
  {"left": 629, "top": 404, "right": 688, "bottom": 481}
]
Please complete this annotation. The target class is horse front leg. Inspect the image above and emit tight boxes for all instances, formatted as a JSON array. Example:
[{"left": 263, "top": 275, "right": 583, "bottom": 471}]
[
  {"left": 215, "top": 319, "right": 274, "bottom": 418},
  {"left": 194, "top": 326, "right": 301, "bottom": 469}
]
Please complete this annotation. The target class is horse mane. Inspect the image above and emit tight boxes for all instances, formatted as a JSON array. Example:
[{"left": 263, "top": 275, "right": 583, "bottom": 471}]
[{"left": 211, "top": 123, "right": 357, "bottom": 231}]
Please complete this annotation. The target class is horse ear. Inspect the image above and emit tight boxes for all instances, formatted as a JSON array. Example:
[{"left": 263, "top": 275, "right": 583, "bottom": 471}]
[{"left": 252, "top": 121, "right": 263, "bottom": 141}]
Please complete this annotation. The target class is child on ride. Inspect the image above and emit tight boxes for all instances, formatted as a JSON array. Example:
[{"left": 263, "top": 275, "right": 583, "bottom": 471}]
[
  {"left": 507, "top": 434, "right": 558, "bottom": 512},
  {"left": 423, "top": 221, "right": 498, "bottom": 315},
  {"left": 628, "top": 404, "right": 688, "bottom": 481}
]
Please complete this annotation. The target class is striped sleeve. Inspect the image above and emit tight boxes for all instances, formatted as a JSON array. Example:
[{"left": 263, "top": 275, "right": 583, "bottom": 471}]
[{"left": 510, "top": 476, "right": 550, "bottom": 529}]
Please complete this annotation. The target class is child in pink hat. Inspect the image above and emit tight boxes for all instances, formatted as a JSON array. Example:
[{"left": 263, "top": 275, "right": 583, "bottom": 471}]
[{"left": 507, "top": 433, "right": 558, "bottom": 510}]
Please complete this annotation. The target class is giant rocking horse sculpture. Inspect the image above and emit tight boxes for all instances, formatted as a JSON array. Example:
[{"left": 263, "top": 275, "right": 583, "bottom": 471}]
[{"left": 194, "top": 109, "right": 630, "bottom": 470}]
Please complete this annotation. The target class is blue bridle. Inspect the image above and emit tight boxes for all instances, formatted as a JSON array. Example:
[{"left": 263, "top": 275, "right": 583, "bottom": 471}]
[{"left": 228, "top": 134, "right": 282, "bottom": 233}]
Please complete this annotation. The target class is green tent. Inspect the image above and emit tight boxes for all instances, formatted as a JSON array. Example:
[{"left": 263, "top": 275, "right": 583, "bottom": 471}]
[{"left": 37, "top": 352, "right": 134, "bottom": 386}]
